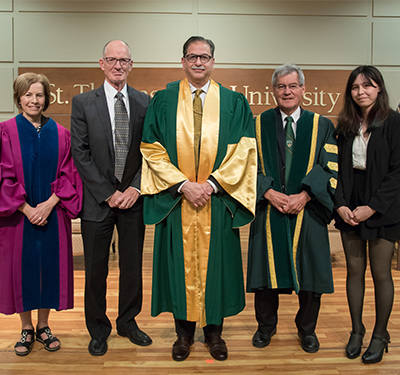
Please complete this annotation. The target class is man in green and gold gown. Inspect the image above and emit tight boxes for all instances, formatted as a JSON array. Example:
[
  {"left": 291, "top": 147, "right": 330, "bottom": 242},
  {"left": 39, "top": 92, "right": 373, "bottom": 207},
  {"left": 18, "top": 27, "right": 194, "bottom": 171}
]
[
  {"left": 140, "top": 36, "right": 257, "bottom": 362},
  {"left": 247, "top": 64, "right": 337, "bottom": 353}
]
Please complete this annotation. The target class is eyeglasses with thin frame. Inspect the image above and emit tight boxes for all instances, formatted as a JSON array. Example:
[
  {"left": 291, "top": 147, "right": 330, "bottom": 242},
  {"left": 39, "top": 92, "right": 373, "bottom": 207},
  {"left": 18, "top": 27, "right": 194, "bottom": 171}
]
[
  {"left": 185, "top": 54, "right": 213, "bottom": 63},
  {"left": 274, "top": 83, "right": 303, "bottom": 92},
  {"left": 103, "top": 57, "right": 131, "bottom": 67}
]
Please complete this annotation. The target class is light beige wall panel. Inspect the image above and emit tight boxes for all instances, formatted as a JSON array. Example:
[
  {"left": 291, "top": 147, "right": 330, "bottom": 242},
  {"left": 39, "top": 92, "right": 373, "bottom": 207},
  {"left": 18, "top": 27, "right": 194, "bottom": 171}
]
[
  {"left": 17, "top": 0, "right": 191, "bottom": 13},
  {"left": 199, "top": 15, "right": 371, "bottom": 65},
  {"left": 17, "top": 13, "right": 192, "bottom": 63},
  {"left": 0, "top": 15, "right": 13, "bottom": 62},
  {"left": 374, "top": 1, "right": 400, "bottom": 17},
  {"left": 381, "top": 69, "right": 400, "bottom": 109},
  {"left": 373, "top": 20, "right": 400, "bottom": 66},
  {"left": 0, "top": 67, "right": 15, "bottom": 112},
  {"left": 199, "top": 0, "right": 371, "bottom": 16},
  {"left": 0, "top": 0, "right": 12, "bottom": 11}
]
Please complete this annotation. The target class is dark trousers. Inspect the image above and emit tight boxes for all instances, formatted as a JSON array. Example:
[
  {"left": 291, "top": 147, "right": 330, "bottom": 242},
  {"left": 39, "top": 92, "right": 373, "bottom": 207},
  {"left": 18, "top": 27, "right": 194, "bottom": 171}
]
[
  {"left": 81, "top": 207, "right": 145, "bottom": 339},
  {"left": 255, "top": 288, "right": 321, "bottom": 335},
  {"left": 175, "top": 319, "right": 223, "bottom": 338}
]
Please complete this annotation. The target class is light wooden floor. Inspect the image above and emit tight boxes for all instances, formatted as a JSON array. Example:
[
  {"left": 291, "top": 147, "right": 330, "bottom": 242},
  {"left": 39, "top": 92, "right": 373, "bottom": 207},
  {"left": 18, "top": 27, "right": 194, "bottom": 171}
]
[{"left": 1, "top": 226, "right": 400, "bottom": 375}]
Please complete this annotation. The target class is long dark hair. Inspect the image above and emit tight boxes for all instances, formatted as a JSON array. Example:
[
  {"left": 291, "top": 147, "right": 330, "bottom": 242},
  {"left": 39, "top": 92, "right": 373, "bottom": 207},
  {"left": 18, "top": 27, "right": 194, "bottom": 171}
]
[{"left": 335, "top": 65, "right": 389, "bottom": 138}]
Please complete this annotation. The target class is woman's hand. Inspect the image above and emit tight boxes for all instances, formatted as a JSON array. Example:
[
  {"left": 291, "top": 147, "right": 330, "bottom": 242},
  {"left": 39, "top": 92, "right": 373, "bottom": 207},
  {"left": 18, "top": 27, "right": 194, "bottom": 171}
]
[
  {"left": 337, "top": 206, "right": 358, "bottom": 226},
  {"left": 352, "top": 205, "right": 376, "bottom": 223},
  {"left": 18, "top": 194, "right": 60, "bottom": 226}
]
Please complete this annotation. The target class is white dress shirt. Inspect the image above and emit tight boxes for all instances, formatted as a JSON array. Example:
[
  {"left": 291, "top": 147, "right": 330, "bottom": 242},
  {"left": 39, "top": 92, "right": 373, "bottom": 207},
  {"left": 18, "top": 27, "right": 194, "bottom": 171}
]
[
  {"left": 352, "top": 125, "right": 371, "bottom": 170},
  {"left": 189, "top": 81, "right": 210, "bottom": 105},
  {"left": 103, "top": 80, "right": 130, "bottom": 147},
  {"left": 279, "top": 106, "right": 301, "bottom": 137}
]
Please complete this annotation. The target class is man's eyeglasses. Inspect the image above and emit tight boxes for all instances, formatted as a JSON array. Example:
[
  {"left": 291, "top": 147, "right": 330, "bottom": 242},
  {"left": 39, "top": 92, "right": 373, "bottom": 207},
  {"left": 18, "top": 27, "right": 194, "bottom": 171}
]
[
  {"left": 274, "top": 83, "right": 303, "bottom": 92},
  {"left": 185, "top": 54, "right": 213, "bottom": 63},
  {"left": 103, "top": 57, "right": 131, "bottom": 67}
]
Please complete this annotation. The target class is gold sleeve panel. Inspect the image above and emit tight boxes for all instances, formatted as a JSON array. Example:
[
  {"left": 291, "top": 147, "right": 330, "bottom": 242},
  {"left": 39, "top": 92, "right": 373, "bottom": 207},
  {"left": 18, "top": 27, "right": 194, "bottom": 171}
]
[
  {"left": 140, "top": 141, "right": 188, "bottom": 195},
  {"left": 327, "top": 161, "right": 338, "bottom": 172},
  {"left": 211, "top": 136, "right": 257, "bottom": 216},
  {"left": 330, "top": 177, "right": 337, "bottom": 189},
  {"left": 324, "top": 143, "right": 338, "bottom": 154}
]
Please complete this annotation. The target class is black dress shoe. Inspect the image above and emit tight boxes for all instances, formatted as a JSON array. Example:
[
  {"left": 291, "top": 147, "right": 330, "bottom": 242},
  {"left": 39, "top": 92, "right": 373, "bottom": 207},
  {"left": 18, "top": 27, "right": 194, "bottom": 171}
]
[
  {"left": 88, "top": 338, "right": 108, "bottom": 356},
  {"left": 298, "top": 332, "right": 319, "bottom": 353},
  {"left": 362, "top": 331, "right": 390, "bottom": 364},
  {"left": 252, "top": 327, "right": 277, "bottom": 348},
  {"left": 172, "top": 336, "right": 194, "bottom": 361},
  {"left": 205, "top": 334, "right": 228, "bottom": 361},
  {"left": 346, "top": 326, "right": 365, "bottom": 359},
  {"left": 117, "top": 328, "right": 152, "bottom": 346}
]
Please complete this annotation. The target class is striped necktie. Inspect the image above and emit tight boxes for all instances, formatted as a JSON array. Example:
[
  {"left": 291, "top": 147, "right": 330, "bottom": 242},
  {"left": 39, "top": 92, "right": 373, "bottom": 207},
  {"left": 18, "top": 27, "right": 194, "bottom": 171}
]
[{"left": 114, "top": 92, "right": 129, "bottom": 182}]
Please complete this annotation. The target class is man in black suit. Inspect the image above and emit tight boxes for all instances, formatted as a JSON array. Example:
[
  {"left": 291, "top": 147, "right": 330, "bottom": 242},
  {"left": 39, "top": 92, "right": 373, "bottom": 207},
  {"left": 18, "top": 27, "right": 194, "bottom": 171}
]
[{"left": 71, "top": 40, "right": 152, "bottom": 356}]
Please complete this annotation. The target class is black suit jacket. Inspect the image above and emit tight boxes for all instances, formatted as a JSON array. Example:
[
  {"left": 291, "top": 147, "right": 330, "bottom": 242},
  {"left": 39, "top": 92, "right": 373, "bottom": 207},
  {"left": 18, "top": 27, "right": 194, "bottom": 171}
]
[
  {"left": 71, "top": 84, "right": 150, "bottom": 222},
  {"left": 334, "top": 109, "right": 400, "bottom": 227}
]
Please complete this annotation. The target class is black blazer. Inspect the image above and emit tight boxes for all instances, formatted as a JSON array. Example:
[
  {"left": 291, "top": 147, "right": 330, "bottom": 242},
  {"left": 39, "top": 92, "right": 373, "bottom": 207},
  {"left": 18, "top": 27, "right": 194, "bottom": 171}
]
[
  {"left": 334, "top": 110, "right": 400, "bottom": 228},
  {"left": 71, "top": 85, "right": 150, "bottom": 222}
]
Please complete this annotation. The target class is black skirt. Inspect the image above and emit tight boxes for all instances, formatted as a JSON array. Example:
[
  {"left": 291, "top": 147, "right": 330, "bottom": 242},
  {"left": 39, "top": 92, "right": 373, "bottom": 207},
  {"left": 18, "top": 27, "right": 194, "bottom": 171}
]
[{"left": 336, "top": 169, "right": 400, "bottom": 241}]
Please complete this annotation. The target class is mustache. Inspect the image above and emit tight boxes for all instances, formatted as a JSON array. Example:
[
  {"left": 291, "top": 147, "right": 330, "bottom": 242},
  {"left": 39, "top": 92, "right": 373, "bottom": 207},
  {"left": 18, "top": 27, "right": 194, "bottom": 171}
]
[{"left": 191, "top": 66, "right": 205, "bottom": 71}]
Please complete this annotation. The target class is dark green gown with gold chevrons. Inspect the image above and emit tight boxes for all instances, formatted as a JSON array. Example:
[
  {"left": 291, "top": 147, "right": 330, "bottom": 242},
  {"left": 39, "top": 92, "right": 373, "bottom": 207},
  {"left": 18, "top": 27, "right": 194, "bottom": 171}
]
[{"left": 247, "top": 108, "right": 337, "bottom": 295}]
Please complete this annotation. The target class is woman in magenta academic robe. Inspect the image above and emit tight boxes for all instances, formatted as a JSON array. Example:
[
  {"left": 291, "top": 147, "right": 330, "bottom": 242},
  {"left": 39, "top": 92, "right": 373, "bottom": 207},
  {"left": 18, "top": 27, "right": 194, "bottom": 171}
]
[{"left": 0, "top": 73, "right": 82, "bottom": 355}]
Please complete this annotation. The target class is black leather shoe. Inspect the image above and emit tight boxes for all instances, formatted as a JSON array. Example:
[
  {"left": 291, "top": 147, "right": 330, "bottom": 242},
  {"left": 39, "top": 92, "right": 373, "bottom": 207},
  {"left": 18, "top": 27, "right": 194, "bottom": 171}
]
[
  {"left": 88, "top": 338, "right": 108, "bottom": 356},
  {"left": 172, "top": 336, "right": 194, "bottom": 361},
  {"left": 346, "top": 326, "right": 365, "bottom": 359},
  {"left": 252, "top": 327, "right": 277, "bottom": 348},
  {"left": 298, "top": 332, "right": 319, "bottom": 353},
  {"left": 362, "top": 331, "right": 390, "bottom": 364},
  {"left": 205, "top": 334, "right": 228, "bottom": 361},
  {"left": 117, "top": 328, "right": 152, "bottom": 346}
]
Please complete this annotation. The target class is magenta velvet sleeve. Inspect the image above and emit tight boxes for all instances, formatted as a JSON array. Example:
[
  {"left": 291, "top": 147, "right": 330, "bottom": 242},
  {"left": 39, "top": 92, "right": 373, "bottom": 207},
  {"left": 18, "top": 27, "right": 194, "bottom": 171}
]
[
  {"left": 0, "top": 123, "right": 27, "bottom": 217},
  {"left": 51, "top": 125, "right": 83, "bottom": 219}
]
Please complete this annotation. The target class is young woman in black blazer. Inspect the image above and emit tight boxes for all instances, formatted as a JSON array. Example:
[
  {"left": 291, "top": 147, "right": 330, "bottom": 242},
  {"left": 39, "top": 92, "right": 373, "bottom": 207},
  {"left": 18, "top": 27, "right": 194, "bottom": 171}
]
[{"left": 335, "top": 66, "right": 400, "bottom": 364}]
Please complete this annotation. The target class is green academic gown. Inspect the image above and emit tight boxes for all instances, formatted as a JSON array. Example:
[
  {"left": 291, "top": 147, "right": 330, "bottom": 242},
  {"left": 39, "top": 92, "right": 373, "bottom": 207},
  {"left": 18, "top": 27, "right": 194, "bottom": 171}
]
[
  {"left": 141, "top": 79, "right": 257, "bottom": 326},
  {"left": 247, "top": 108, "right": 337, "bottom": 295}
]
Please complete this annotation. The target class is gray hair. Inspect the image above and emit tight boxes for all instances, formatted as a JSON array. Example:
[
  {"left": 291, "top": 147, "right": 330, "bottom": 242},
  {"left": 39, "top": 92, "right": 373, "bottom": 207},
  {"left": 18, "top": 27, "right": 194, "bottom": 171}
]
[
  {"left": 272, "top": 64, "right": 305, "bottom": 87},
  {"left": 102, "top": 40, "right": 132, "bottom": 58}
]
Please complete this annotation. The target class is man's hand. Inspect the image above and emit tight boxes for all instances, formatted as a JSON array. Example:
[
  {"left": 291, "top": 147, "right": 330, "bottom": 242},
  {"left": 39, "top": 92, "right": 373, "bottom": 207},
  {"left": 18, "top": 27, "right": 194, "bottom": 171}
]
[
  {"left": 283, "top": 191, "right": 311, "bottom": 215},
  {"left": 264, "top": 189, "right": 290, "bottom": 213},
  {"left": 352, "top": 205, "right": 376, "bottom": 223},
  {"left": 181, "top": 181, "right": 212, "bottom": 208},
  {"left": 202, "top": 181, "right": 214, "bottom": 195},
  {"left": 115, "top": 187, "right": 140, "bottom": 210},
  {"left": 107, "top": 190, "right": 123, "bottom": 208},
  {"left": 337, "top": 206, "right": 358, "bottom": 226}
]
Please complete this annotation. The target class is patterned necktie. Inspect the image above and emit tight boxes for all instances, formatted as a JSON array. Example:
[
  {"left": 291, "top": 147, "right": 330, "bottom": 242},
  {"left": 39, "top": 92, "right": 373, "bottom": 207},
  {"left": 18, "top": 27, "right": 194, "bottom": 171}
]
[
  {"left": 285, "top": 116, "right": 295, "bottom": 184},
  {"left": 114, "top": 92, "right": 129, "bottom": 182},
  {"left": 193, "top": 89, "right": 203, "bottom": 176}
]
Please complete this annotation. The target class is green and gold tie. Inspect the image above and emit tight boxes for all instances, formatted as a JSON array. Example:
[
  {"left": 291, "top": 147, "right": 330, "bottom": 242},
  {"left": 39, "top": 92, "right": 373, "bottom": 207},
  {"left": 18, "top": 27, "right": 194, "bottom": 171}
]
[{"left": 285, "top": 115, "right": 295, "bottom": 184}]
